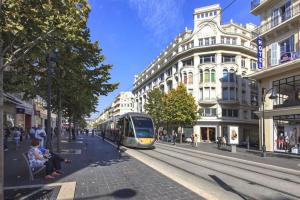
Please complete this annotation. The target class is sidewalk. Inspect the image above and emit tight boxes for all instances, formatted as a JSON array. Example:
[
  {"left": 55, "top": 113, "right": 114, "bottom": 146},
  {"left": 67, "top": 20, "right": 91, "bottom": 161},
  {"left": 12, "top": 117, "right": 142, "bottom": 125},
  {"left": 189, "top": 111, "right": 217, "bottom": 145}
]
[
  {"left": 4, "top": 134, "right": 201, "bottom": 200},
  {"left": 158, "top": 141, "right": 300, "bottom": 171}
]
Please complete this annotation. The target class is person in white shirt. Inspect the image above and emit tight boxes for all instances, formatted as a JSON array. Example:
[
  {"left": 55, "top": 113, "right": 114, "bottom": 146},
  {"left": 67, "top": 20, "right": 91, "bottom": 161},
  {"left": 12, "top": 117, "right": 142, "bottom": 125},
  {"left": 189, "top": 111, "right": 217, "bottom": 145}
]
[{"left": 35, "top": 125, "right": 46, "bottom": 148}]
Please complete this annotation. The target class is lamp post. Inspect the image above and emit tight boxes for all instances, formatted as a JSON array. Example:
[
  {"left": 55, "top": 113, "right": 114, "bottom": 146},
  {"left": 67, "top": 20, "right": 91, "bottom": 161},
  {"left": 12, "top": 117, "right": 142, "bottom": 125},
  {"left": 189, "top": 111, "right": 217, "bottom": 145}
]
[
  {"left": 46, "top": 49, "right": 59, "bottom": 150},
  {"left": 260, "top": 87, "right": 277, "bottom": 157}
]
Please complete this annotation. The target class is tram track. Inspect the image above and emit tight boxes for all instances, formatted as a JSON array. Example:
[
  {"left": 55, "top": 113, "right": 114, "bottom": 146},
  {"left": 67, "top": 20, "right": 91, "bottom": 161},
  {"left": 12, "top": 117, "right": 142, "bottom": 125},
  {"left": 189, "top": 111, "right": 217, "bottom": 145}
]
[
  {"left": 155, "top": 144, "right": 300, "bottom": 184},
  {"left": 134, "top": 145, "right": 300, "bottom": 200}
]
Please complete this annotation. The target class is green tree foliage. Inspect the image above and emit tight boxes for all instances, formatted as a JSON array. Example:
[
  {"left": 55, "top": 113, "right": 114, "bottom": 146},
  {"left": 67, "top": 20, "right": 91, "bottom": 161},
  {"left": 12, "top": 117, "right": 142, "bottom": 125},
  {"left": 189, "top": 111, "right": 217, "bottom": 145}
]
[
  {"left": 144, "top": 88, "right": 165, "bottom": 129},
  {"left": 164, "top": 83, "right": 198, "bottom": 143},
  {"left": 0, "top": 0, "right": 117, "bottom": 196}
]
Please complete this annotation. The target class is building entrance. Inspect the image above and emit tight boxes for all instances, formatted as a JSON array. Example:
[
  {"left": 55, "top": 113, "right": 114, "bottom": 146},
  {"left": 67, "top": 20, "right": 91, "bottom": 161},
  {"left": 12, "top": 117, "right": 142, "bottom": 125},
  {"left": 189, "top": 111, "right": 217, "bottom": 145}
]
[{"left": 200, "top": 127, "right": 216, "bottom": 142}]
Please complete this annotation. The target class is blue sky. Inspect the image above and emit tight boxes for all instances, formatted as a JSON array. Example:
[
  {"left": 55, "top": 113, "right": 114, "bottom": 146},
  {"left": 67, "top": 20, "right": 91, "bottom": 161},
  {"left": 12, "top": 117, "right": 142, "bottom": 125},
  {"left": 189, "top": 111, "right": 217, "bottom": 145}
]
[{"left": 87, "top": 0, "right": 259, "bottom": 118}]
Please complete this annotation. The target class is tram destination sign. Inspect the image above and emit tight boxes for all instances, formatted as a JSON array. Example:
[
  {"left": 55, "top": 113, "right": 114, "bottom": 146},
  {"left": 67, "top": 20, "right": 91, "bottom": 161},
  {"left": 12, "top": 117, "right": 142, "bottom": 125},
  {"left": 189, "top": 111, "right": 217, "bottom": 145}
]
[{"left": 257, "top": 36, "right": 263, "bottom": 69}]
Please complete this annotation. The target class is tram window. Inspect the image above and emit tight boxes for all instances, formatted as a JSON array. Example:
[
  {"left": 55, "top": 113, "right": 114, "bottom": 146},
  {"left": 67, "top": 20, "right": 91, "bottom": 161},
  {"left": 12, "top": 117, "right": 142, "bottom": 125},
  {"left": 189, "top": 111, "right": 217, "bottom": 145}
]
[{"left": 117, "top": 118, "right": 124, "bottom": 135}]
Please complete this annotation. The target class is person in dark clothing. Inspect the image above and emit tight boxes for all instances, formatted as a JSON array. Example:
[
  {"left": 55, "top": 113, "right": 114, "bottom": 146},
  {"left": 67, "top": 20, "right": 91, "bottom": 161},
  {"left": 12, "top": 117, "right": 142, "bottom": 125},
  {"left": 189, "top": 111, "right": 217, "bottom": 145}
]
[{"left": 4, "top": 127, "right": 10, "bottom": 151}]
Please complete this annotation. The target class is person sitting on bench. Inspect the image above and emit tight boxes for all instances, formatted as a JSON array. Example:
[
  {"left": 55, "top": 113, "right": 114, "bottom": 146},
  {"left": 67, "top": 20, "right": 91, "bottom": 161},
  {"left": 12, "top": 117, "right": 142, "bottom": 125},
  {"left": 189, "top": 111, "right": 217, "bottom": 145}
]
[
  {"left": 27, "top": 139, "right": 61, "bottom": 180},
  {"left": 38, "top": 146, "right": 71, "bottom": 174}
]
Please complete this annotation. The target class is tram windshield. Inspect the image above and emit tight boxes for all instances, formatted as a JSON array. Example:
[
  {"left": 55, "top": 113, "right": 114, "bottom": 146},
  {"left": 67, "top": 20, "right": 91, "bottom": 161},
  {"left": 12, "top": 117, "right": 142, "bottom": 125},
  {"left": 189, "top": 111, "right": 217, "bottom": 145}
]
[{"left": 132, "top": 116, "right": 154, "bottom": 138}]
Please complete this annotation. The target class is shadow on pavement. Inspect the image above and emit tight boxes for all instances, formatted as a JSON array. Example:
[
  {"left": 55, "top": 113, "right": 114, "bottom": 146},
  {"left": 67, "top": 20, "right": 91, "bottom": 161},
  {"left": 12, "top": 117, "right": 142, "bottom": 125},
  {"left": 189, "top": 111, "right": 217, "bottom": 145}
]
[
  {"left": 76, "top": 188, "right": 137, "bottom": 200},
  {"left": 209, "top": 174, "right": 248, "bottom": 200}
]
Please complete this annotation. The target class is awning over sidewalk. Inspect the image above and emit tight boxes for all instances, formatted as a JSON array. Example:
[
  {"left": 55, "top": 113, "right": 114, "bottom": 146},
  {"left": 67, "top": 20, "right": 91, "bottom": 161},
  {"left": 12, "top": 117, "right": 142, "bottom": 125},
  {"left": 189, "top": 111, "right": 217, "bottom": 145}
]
[{"left": 4, "top": 93, "right": 33, "bottom": 114}]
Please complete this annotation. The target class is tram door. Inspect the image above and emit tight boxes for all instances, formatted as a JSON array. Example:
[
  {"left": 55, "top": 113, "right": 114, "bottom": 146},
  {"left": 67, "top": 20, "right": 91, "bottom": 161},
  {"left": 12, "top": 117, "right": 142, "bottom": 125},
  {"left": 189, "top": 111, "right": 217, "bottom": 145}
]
[{"left": 124, "top": 117, "right": 134, "bottom": 137}]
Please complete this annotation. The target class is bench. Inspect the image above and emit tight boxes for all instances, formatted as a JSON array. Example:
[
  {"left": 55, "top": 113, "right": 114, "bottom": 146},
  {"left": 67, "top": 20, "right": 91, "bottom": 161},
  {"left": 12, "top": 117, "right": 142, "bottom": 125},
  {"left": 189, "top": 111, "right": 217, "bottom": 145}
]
[{"left": 22, "top": 153, "right": 46, "bottom": 181}]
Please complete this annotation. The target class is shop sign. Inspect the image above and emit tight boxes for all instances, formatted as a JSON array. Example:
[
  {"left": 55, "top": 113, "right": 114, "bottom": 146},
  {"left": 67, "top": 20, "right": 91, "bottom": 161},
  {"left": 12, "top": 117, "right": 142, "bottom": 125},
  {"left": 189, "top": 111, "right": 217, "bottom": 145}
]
[
  {"left": 280, "top": 52, "right": 292, "bottom": 63},
  {"left": 16, "top": 107, "right": 25, "bottom": 114},
  {"left": 257, "top": 36, "right": 263, "bottom": 69},
  {"left": 228, "top": 126, "right": 239, "bottom": 145}
]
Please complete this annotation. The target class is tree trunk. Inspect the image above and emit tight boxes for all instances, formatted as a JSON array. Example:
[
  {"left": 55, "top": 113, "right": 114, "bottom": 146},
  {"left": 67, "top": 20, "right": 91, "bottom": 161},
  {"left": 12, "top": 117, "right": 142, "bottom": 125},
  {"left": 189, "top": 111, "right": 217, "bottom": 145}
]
[
  {"left": 56, "top": 88, "right": 61, "bottom": 152},
  {"left": 0, "top": 18, "right": 4, "bottom": 197},
  {"left": 46, "top": 55, "right": 52, "bottom": 151},
  {"left": 68, "top": 117, "right": 72, "bottom": 141},
  {"left": 0, "top": 67, "right": 4, "bottom": 200}
]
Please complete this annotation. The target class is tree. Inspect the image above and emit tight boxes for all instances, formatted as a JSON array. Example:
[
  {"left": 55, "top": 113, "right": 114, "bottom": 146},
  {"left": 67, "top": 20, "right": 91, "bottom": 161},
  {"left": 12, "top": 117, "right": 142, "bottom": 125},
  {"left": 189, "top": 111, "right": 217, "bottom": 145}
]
[
  {"left": 164, "top": 83, "right": 198, "bottom": 143},
  {"left": 0, "top": 1, "right": 113, "bottom": 197},
  {"left": 144, "top": 88, "right": 165, "bottom": 130}
]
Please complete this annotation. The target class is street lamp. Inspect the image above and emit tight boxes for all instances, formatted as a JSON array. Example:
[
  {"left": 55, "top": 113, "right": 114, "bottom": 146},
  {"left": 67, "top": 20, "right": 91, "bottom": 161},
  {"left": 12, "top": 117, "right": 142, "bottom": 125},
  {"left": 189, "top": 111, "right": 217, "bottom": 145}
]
[{"left": 254, "top": 87, "right": 277, "bottom": 157}]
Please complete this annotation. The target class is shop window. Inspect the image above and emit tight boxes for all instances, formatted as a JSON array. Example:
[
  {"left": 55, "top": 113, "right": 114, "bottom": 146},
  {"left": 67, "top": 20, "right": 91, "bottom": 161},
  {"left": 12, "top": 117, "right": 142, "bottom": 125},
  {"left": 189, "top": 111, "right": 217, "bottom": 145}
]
[{"left": 273, "top": 75, "right": 300, "bottom": 108}]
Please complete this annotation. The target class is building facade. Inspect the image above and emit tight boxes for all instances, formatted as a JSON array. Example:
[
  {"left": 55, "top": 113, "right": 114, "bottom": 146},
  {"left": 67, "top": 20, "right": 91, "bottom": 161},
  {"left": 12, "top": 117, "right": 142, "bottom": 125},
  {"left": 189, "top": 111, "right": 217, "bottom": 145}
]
[
  {"left": 250, "top": 0, "right": 300, "bottom": 154},
  {"left": 112, "top": 92, "right": 134, "bottom": 117},
  {"left": 132, "top": 4, "right": 260, "bottom": 145}
]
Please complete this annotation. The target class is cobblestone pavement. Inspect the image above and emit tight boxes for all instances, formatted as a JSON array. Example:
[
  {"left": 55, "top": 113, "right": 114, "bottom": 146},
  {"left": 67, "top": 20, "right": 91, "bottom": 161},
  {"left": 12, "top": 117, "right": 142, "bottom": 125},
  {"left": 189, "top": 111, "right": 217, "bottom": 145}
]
[{"left": 4, "top": 134, "right": 202, "bottom": 200}]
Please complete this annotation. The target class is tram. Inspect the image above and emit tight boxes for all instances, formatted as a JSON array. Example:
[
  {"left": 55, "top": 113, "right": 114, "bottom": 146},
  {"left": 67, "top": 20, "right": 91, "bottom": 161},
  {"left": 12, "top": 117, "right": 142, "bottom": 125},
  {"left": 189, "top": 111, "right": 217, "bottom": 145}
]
[{"left": 96, "top": 112, "right": 155, "bottom": 148}]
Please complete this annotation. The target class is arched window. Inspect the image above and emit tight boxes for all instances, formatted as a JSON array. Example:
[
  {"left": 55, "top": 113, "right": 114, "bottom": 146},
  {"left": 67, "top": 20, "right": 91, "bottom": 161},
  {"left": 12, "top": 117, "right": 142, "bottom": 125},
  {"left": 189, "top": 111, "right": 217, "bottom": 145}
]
[
  {"left": 211, "top": 69, "right": 216, "bottom": 83},
  {"left": 204, "top": 69, "right": 210, "bottom": 83},
  {"left": 223, "top": 69, "right": 229, "bottom": 82},
  {"left": 183, "top": 73, "right": 187, "bottom": 84},
  {"left": 199, "top": 70, "right": 203, "bottom": 83},
  {"left": 188, "top": 72, "right": 193, "bottom": 84},
  {"left": 229, "top": 69, "right": 235, "bottom": 82}
]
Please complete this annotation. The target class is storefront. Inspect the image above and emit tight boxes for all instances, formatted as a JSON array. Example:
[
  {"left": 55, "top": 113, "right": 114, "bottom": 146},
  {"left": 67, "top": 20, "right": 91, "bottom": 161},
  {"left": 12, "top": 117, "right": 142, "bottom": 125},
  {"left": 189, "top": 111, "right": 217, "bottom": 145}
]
[{"left": 273, "top": 114, "right": 300, "bottom": 154}]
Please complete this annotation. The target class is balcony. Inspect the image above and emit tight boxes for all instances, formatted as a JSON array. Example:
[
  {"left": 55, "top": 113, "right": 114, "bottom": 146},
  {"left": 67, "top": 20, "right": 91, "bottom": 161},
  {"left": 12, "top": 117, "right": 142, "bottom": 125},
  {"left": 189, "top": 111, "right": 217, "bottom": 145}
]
[
  {"left": 217, "top": 98, "right": 240, "bottom": 105},
  {"left": 198, "top": 99, "right": 217, "bottom": 105},
  {"left": 252, "top": 3, "right": 300, "bottom": 39},
  {"left": 251, "top": 0, "right": 273, "bottom": 15}
]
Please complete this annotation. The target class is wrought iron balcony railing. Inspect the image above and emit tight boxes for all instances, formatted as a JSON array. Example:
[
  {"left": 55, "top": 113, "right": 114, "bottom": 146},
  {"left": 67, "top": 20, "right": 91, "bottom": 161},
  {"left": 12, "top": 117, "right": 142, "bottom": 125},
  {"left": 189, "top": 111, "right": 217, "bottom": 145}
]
[{"left": 252, "top": 3, "right": 300, "bottom": 39}]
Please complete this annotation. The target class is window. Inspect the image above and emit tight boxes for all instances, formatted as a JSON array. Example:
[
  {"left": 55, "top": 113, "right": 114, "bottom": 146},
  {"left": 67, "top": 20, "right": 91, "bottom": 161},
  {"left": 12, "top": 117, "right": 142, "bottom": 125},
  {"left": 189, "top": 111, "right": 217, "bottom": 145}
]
[
  {"left": 222, "top": 109, "right": 239, "bottom": 117},
  {"left": 201, "top": 13, "right": 204, "bottom": 18},
  {"left": 160, "top": 74, "right": 164, "bottom": 81},
  {"left": 229, "top": 69, "right": 235, "bottom": 82},
  {"left": 271, "top": 43, "right": 279, "bottom": 66},
  {"left": 166, "top": 67, "right": 172, "bottom": 77},
  {"left": 204, "top": 69, "right": 210, "bottom": 83},
  {"left": 200, "top": 54, "right": 215, "bottom": 64},
  {"left": 241, "top": 57, "right": 246, "bottom": 68},
  {"left": 251, "top": 110, "right": 258, "bottom": 119},
  {"left": 203, "top": 108, "right": 217, "bottom": 117},
  {"left": 222, "top": 55, "right": 236, "bottom": 63},
  {"left": 230, "top": 87, "right": 235, "bottom": 100},
  {"left": 205, "top": 38, "right": 209, "bottom": 46},
  {"left": 221, "top": 37, "right": 225, "bottom": 44},
  {"left": 188, "top": 72, "right": 193, "bottom": 84},
  {"left": 188, "top": 89, "right": 193, "bottom": 94},
  {"left": 199, "top": 39, "right": 203, "bottom": 46},
  {"left": 174, "top": 64, "right": 178, "bottom": 72},
  {"left": 223, "top": 69, "right": 229, "bottom": 82},
  {"left": 183, "top": 73, "right": 187, "bottom": 84},
  {"left": 232, "top": 38, "right": 237, "bottom": 45},
  {"left": 204, "top": 87, "right": 210, "bottom": 100},
  {"left": 182, "top": 58, "right": 194, "bottom": 66},
  {"left": 273, "top": 75, "right": 300, "bottom": 108},
  {"left": 211, "top": 37, "right": 216, "bottom": 45},
  {"left": 226, "top": 37, "right": 231, "bottom": 44},
  {"left": 222, "top": 88, "right": 229, "bottom": 100},
  {"left": 250, "top": 60, "right": 257, "bottom": 70},
  {"left": 199, "top": 88, "right": 203, "bottom": 100},
  {"left": 243, "top": 110, "right": 248, "bottom": 119},
  {"left": 211, "top": 69, "right": 216, "bottom": 83},
  {"left": 211, "top": 87, "right": 216, "bottom": 99},
  {"left": 199, "top": 70, "right": 203, "bottom": 83}
]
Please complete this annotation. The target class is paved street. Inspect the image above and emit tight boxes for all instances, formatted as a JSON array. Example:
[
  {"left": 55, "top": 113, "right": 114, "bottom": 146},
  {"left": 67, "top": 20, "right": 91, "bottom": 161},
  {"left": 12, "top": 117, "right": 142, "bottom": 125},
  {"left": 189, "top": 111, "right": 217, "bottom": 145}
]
[
  {"left": 124, "top": 142, "right": 300, "bottom": 200},
  {"left": 4, "top": 135, "right": 201, "bottom": 200}
]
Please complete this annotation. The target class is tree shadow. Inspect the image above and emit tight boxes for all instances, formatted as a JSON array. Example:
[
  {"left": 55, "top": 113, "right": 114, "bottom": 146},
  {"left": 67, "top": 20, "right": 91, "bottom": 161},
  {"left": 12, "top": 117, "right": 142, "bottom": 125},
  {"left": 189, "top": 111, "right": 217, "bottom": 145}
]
[
  {"left": 76, "top": 188, "right": 137, "bottom": 200},
  {"left": 209, "top": 174, "right": 248, "bottom": 200}
]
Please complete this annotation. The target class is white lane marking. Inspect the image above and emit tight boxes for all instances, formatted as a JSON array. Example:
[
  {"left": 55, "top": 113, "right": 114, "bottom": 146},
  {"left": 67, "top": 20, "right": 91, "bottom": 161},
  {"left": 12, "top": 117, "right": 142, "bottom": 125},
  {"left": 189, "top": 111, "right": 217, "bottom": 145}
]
[{"left": 157, "top": 143, "right": 300, "bottom": 175}]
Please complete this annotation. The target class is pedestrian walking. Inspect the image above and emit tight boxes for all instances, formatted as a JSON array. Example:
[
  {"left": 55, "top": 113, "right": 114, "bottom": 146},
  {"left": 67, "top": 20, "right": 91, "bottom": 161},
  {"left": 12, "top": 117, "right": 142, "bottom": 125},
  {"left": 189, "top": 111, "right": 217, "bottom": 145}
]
[
  {"left": 172, "top": 130, "right": 177, "bottom": 145},
  {"left": 29, "top": 127, "right": 36, "bottom": 139},
  {"left": 194, "top": 133, "right": 198, "bottom": 147},
  {"left": 191, "top": 134, "right": 194, "bottom": 146},
  {"left": 12, "top": 127, "right": 21, "bottom": 150}
]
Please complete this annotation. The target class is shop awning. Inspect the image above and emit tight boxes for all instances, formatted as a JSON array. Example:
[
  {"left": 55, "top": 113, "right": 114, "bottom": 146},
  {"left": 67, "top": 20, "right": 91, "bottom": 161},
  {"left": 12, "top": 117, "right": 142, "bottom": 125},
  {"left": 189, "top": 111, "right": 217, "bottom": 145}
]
[{"left": 4, "top": 93, "right": 33, "bottom": 114}]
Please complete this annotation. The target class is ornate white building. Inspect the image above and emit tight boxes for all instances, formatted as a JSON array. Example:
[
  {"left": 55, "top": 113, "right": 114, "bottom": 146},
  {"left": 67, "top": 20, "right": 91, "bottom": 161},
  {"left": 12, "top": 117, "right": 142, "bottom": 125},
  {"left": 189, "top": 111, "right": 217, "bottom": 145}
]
[{"left": 132, "top": 4, "right": 260, "bottom": 145}]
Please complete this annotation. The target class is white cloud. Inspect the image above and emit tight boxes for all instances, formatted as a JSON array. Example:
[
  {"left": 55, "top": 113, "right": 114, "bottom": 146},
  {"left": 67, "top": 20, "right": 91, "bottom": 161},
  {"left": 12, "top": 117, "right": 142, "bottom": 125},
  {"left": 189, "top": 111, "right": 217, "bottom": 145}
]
[{"left": 129, "top": 0, "right": 186, "bottom": 43}]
